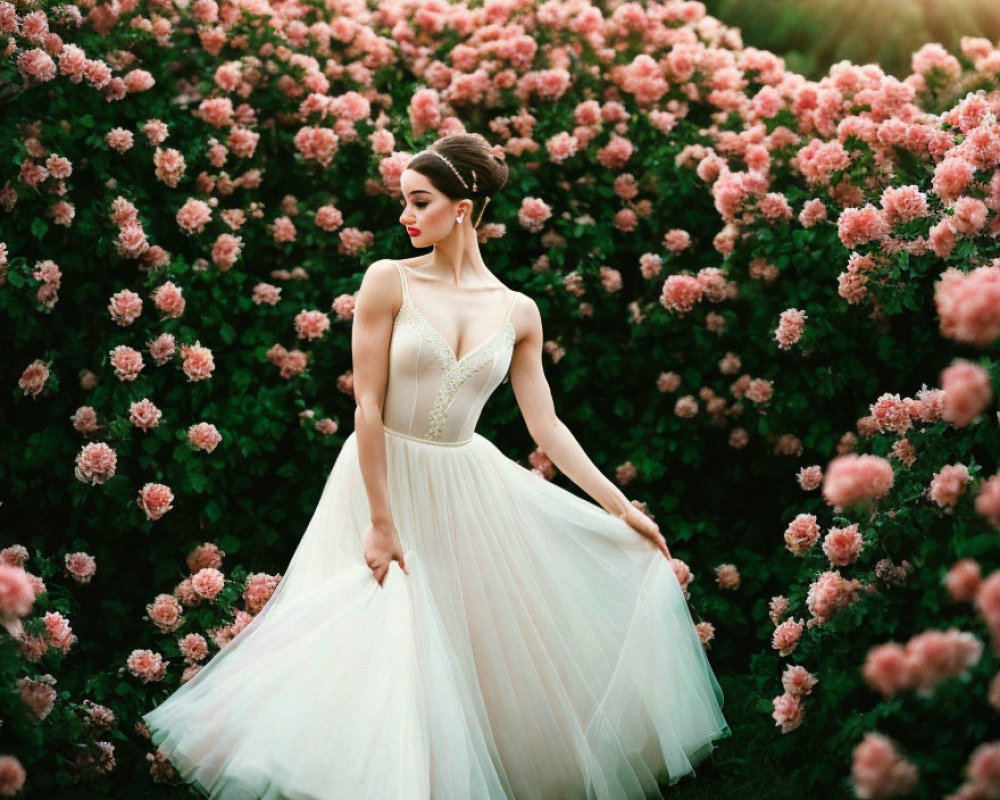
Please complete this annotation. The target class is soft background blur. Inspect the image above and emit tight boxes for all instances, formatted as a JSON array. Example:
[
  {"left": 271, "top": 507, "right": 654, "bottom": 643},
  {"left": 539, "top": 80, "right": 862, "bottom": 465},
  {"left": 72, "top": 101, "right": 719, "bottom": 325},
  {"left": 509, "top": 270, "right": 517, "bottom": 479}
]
[{"left": 704, "top": 0, "right": 1000, "bottom": 78}]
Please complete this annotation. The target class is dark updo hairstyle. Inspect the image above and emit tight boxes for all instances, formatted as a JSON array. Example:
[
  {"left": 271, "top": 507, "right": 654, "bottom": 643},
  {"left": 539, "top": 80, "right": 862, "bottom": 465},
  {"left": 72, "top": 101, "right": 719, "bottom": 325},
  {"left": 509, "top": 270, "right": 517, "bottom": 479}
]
[{"left": 406, "top": 132, "right": 509, "bottom": 229}]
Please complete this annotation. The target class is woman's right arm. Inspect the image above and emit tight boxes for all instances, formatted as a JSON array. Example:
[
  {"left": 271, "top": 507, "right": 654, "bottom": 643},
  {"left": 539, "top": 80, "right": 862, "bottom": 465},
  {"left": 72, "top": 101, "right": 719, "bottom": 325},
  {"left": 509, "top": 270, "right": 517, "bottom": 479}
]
[{"left": 350, "top": 259, "right": 400, "bottom": 529}]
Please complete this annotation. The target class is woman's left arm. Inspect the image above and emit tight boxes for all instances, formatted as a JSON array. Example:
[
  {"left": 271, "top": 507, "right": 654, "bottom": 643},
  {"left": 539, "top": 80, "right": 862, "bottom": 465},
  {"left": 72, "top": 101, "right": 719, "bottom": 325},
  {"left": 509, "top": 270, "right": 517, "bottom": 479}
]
[{"left": 508, "top": 295, "right": 671, "bottom": 558}]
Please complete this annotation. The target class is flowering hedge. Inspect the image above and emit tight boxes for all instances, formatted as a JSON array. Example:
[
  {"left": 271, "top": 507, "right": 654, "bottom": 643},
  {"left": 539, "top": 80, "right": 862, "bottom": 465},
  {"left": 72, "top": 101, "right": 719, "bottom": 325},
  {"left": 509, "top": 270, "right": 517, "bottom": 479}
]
[{"left": 2, "top": 0, "right": 1000, "bottom": 796}]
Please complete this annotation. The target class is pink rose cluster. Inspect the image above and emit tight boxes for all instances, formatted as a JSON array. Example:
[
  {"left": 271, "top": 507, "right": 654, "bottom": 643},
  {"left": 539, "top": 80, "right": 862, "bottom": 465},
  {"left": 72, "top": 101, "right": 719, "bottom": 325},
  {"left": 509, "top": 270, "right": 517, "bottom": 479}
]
[
  {"left": 821, "top": 523, "right": 864, "bottom": 567},
  {"left": 145, "top": 593, "right": 184, "bottom": 633},
  {"left": 850, "top": 732, "right": 919, "bottom": 800},
  {"left": 772, "top": 617, "right": 804, "bottom": 656},
  {"left": 934, "top": 266, "right": 1000, "bottom": 347},
  {"left": 517, "top": 197, "right": 552, "bottom": 232},
  {"left": 976, "top": 473, "right": 1000, "bottom": 528},
  {"left": 129, "top": 398, "right": 163, "bottom": 432},
  {"left": 0, "top": 563, "right": 36, "bottom": 636},
  {"left": 805, "top": 570, "right": 865, "bottom": 626},
  {"left": 796, "top": 465, "right": 823, "bottom": 491},
  {"left": 770, "top": 664, "right": 818, "bottom": 734},
  {"left": 331, "top": 293, "right": 356, "bottom": 320},
  {"left": 243, "top": 572, "right": 282, "bottom": 614},
  {"left": 40, "top": 610, "right": 77, "bottom": 655},
  {"left": 64, "top": 552, "right": 97, "bottom": 584},
  {"left": 152, "top": 281, "right": 186, "bottom": 317},
  {"left": 179, "top": 341, "right": 215, "bottom": 382},
  {"left": 943, "top": 561, "right": 1000, "bottom": 657},
  {"left": 187, "top": 422, "right": 223, "bottom": 453},
  {"left": 783, "top": 513, "right": 820, "bottom": 556},
  {"left": 869, "top": 393, "right": 911, "bottom": 435},
  {"left": 126, "top": 649, "right": 167, "bottom": 683},
  {"left": 862, "top": 627, "right": 983, "bottom": 697},
  {"left": 948, "top": 741, "right": 1000, "bottom": 800},
  {"left": 528, "top": 446, "right": 555, "bottom": 480},
  {"left": 267, "top": 344, "right": 309, "bottom": 379},
  {"left": 294, "top": 309, "right": 331, "bottom": 340},
  {"left": 694, "top": 620, "right": 715, "bottom": 646},
  {"left": 715, "top": 563, "right": 740, "bottom": 590},
  {"left": 187, "top": 542, "right": 225, "bottom": 573},
  {"left": 178, "top": 633, "right": 210, "bottom": 665},
  {"left": 927, "top": 463, "right": 971, "bottom": 509},
  {"left": 31, "top": 258, "right": 61, "bottom": 309},
  {"left": 939, "top": 359, "right": 994, "bottom": 428},
  {"left": 821, "top": 454, "right": 895, "bottom": 510},
  {"left": 18, "top": 358, "right": 50, "bottom": 398},
  {"left": 75, "top": 442, "right": 117, "bottom": 485},
  {"left": 769, "top": 595, "right": 790, "bottom": 625},
  {"left": 137, "top": 482, "right": 174, "bottom": 521},
  {"left": 191, "top": 567, "right": 225, "bottom": 601},
  {"left": 208, "top": 609, "right": 254, "bottom": 649},
  {"left": 773, "top": 308, "right": 806, "bottom": 349},
  {"left": 670, "top": 558, "right": 694, "bottom": 598},
  {"left": 17, "top": 674, "right": 57, "bottom": 721}
]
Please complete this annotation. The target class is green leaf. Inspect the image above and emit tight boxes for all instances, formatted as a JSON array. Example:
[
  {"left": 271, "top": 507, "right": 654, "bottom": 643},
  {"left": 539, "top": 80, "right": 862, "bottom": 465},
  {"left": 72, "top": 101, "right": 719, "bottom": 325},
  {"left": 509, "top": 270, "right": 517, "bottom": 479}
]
[
  {"left": 205, "top": 500, "right": 221, "bottom": 522},
  {"left": 30, "top": 217, "right": 49, "bottom": 240}
]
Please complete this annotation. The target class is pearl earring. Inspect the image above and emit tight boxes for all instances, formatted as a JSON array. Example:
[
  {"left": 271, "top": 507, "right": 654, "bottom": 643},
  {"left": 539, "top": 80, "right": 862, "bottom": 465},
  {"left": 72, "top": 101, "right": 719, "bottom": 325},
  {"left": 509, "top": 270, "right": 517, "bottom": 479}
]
[{"left": 456, "top": 215, "right": 464, "bottom": 225}]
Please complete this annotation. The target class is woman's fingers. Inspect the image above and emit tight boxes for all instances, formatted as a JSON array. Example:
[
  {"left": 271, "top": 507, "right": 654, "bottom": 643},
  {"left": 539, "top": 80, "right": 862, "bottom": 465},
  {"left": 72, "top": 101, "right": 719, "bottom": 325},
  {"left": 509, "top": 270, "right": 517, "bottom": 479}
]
[
  {"left": 636, "top": 514, "right": 672, "bottom": 560},
  {"left": 370, "top": 552, "right": 410, "bottom": 587}
]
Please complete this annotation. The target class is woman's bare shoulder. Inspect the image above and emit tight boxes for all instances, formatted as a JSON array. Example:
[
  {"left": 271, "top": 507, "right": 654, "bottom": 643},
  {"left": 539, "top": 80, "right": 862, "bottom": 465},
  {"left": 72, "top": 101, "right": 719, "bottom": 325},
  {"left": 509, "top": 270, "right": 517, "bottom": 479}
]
[
  {"left": 509, "top": 291, "right": 540, "bottom": 344},
  {"left": 356, "top": 259, "right": 404, "bottom": 312}
]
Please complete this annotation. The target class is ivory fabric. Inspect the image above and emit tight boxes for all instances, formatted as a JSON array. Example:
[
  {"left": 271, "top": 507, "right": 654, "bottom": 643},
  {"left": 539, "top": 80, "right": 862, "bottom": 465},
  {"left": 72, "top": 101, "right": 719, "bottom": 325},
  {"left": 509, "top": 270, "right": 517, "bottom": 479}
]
[{"left": 142, "top": 260, "right": 730, "bottom": 799}]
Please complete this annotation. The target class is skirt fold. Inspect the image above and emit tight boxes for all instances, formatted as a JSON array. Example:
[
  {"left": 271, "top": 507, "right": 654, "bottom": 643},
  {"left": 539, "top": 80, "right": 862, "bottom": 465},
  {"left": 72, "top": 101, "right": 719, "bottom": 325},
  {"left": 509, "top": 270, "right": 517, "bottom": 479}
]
[{"left": 143, "top": 430, "right": 730, "bottom": 800}]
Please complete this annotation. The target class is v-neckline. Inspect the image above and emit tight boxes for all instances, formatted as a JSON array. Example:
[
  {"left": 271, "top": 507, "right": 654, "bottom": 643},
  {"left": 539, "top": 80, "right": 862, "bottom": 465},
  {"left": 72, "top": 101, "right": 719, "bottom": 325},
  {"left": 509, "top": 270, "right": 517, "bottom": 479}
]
[{"left": 396, "top": 261, "right": 515, "bottom": 366}]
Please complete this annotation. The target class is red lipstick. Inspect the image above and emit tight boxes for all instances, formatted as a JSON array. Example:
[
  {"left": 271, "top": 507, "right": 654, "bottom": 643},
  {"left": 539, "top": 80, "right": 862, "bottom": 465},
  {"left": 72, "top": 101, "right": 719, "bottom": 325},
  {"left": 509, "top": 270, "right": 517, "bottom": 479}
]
[{"left": 407, "top": 227, "right": 420, "bottom": 236}]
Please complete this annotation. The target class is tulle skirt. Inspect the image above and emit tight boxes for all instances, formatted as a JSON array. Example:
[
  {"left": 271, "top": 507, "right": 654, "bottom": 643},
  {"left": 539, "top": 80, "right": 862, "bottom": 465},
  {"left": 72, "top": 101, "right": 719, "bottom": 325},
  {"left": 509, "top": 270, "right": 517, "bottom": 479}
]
[{"left": 142, "top": 427, "right": 731, "bottom": 799}]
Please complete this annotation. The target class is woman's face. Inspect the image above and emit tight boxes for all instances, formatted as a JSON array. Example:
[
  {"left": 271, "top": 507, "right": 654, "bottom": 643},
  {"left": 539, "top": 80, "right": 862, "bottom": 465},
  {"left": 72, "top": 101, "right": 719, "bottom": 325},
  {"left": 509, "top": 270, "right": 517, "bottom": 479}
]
[{"left": 398, "top": 168, "right": 469, "bottom": 246}]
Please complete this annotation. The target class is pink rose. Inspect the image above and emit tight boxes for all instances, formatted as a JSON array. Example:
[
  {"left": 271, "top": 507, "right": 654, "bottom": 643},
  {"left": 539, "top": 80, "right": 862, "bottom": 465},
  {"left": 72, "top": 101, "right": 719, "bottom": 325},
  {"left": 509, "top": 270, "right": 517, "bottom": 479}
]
[
  {"left": 796, "top": 466, "right": 823, "bottom": 491},
  {"left": 822, "top": 523, "right": 864, "bottom": 566},
  {"left": 191, "top": 567, "right": 225, "bottom": 601},
  {"left": 137, "top": 482, "right": 174, "bottom": 521},
  {"left": 715, "top": 563, "right": 741, "bottom": 590},
  {"left": 64, "top": 552, "right": 97, "bottom": 584},
  {"left": 146, "top": 593, "right": 183, "bottom": 633},
  {"left": 975, "top": 474, "right": 1000, "bottom": 528},
  {"left": 784, "top": 513, "right": 819, "bottom": 555},
  {"left": 772, "top": 618, "right": 804, "bottom": 656},
  {"left": 822, "top": 454, "right": 894, "bottom": 509},
  {"left": 126, "top": 649, "right": 167, "bottom": 683},
  {"left": 940, "top": 359, "right": 993, "bottom": 427},
  {"left": 944, "top": 559, "right": 982, "bottom": 603},
  {"left": 927, "top": 463, "right": 971, "bottom": 509},
  {"left": 771, "top": 692, "right": 804, "bottom": 733},
  {"left": 187, "top": 422, "right": 222, "bottom": 453},
  {"left": 74, "top": 442, "right": 117, "bottom": 485},
  {"left": 851, "top": 733, "right": 919, "bottom": 799},
  {"left": 781, "top": 664, "right": 818, "bottom": 696}
]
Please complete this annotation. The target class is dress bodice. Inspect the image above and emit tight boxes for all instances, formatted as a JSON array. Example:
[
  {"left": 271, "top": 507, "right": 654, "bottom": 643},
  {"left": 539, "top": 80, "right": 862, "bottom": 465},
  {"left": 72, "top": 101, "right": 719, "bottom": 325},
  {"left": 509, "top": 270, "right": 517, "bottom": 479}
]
[{"left": 382, "top": 260, "right": 519, "bottom": 445}]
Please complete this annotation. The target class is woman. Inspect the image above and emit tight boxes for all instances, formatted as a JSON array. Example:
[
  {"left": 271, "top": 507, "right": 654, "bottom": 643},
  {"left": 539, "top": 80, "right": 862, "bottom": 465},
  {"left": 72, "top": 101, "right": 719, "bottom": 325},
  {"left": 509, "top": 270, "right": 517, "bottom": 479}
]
[{"left": 142, "top": 132, "right": 730, "bottom": 800}]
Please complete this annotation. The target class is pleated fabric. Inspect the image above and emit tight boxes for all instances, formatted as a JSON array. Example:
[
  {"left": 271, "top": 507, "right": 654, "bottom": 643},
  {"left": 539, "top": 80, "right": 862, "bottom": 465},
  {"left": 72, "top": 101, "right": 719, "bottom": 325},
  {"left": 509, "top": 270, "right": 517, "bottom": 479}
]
[{"left": 142, "top": 427, "right": 731, "bottom": 799}]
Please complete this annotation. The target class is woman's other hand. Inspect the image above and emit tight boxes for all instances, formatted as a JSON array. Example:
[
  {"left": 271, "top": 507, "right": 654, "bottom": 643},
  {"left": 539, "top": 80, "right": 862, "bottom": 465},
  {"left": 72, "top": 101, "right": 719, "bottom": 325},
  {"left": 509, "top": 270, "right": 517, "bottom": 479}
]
[
  {"left": 362, "top": 522, "right": 409, "bottom": 587},
  {"left": 616, "top": 502, "right": 671, "bottom": 560}
]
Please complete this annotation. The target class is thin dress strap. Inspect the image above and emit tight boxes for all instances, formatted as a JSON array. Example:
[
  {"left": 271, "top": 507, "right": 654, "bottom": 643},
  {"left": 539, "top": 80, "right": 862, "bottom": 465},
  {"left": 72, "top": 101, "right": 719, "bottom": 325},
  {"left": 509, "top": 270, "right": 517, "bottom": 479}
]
[
  {"left": 502, "top": 291, "right": 519, "bottom": 323},
  {"left": 393, "top": 260, "right": 410, "bottom": 299}
]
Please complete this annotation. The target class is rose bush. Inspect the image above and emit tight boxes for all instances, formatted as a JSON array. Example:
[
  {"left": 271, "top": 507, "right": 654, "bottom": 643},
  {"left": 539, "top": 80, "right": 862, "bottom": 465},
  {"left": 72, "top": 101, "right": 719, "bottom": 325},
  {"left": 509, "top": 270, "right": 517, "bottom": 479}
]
[{"left": 2, "top": 0, "right": 999, "bottom": 796}]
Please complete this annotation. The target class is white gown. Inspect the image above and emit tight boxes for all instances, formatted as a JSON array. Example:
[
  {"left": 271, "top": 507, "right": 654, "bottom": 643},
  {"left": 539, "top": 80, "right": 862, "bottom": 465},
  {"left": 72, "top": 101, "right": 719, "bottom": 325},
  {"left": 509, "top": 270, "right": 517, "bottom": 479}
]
[{"left": 142, "top": 260, "right": 730, "bottom": 799}]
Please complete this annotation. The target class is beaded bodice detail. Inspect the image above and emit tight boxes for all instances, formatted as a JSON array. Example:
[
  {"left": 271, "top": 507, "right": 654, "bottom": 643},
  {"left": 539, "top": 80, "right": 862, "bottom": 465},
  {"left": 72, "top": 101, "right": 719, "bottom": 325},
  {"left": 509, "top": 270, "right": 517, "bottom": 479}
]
[{"left": 382, "top": 261, "right": 519, "bottom": 444}]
